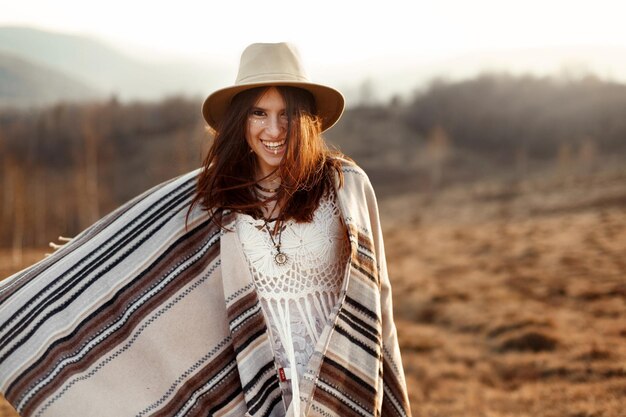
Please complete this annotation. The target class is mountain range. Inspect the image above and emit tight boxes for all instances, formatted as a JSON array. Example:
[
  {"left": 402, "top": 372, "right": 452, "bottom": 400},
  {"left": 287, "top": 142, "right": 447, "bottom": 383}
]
[
  {"left": 0, "top": 26, "right": 228, "bottom": 107},
  {"left": 2, "top": 25, "right": 626, "bottom": 108},
  {"left": 0, "top": 51, "right": 99, "bottom": 106}
]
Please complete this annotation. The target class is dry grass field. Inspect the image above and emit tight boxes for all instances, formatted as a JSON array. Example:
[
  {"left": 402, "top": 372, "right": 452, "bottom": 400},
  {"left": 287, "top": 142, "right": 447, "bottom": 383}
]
[
  {"left": 1, "top": 167, "right": 625, "bottom": 417},
  {"left": 382, "top": 168, "right": 626, "bottom": 417}
]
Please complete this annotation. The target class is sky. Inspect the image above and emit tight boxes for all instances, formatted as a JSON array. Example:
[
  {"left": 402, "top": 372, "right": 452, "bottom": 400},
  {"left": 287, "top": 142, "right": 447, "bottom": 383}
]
[{"left": 1, "top": 0, "right": 626, "bottom": 99}]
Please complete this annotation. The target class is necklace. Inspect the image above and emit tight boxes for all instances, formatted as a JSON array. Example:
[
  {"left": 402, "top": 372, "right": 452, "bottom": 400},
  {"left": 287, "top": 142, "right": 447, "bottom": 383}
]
[
  {"left": 264, "top": 218, "right": 288, "bottom": 265},
  {"left": 255, "top": 183, "right": 280, "bottom": 193}
]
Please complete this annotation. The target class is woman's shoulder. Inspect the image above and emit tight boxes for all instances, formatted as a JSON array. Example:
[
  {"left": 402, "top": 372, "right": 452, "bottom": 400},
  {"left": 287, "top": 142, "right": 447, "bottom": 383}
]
[
  {"left": 327, "top": 155, "right": 376, "bottom": 199},
  {"left": 329, "top": 155, "right": 370, "bottom": 182}
]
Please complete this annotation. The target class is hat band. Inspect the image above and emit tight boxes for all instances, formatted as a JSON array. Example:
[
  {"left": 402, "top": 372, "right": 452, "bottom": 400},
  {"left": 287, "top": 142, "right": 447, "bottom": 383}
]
[{"left": 236, "top": 72, "right": 311, "bottom": 84}]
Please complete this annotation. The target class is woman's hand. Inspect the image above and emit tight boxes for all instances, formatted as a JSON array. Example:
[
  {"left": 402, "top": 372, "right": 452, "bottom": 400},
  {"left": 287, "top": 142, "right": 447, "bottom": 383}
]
[{"left": 45, "top": 236, "right": 73, "bottom": 257}]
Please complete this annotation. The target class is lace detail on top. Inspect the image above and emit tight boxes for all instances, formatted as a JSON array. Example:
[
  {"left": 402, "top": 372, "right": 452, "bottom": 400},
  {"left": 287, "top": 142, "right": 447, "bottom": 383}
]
[{"left": 235, "top": 190, "right": 350, "bottom": 412}]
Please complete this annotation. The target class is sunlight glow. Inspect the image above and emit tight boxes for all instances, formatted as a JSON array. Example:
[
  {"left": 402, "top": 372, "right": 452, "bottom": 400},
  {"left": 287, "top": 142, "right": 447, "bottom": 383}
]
[
  {"left": 2, "top": 0, "right": 625, "bottom": 101},
  {"left": 2, "top": 0, "right": 624, "bottom": 67}
]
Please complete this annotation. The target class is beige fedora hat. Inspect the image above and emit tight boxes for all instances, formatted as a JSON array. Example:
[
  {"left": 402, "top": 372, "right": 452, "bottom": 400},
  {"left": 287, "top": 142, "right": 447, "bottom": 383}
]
[{"left": 202, "top": 42, "right": 345, "bottom": 132}]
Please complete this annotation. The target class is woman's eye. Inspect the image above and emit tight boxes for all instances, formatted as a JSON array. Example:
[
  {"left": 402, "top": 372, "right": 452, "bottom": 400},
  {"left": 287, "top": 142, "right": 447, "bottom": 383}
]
[{"left": 251, "top": 110, "right": 265, "bottom": 117}]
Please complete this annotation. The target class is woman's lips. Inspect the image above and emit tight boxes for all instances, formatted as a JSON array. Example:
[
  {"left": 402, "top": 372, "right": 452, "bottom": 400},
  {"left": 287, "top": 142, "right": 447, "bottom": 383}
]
[{"left": 261, "top": 139, "right": 286, "bottom": 154}]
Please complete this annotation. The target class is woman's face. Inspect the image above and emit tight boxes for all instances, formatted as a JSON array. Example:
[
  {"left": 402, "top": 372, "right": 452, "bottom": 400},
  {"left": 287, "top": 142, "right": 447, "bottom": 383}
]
[{"left": 245, "top": 87, "right": 289, "bottom": 177}]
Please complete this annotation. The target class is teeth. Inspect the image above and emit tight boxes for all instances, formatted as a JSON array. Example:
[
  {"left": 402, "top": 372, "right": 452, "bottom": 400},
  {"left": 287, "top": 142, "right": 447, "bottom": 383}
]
[{"left": 261, "top": 139, "right": 286, "bottom": 148}]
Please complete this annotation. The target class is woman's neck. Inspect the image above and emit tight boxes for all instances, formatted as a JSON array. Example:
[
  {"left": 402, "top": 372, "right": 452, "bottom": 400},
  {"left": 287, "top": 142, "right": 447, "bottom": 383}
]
[
  {"left": 255, "top": 169, "right": 283, "bottom": 220},
  {"left": 256, "top": 170, "right": 281, "bottom": 189}
]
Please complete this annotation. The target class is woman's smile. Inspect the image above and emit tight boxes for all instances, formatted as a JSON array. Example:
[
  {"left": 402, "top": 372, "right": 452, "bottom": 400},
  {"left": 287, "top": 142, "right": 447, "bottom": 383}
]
[{"left": 260, "top": 138, "right": 287, "bottom": 154}]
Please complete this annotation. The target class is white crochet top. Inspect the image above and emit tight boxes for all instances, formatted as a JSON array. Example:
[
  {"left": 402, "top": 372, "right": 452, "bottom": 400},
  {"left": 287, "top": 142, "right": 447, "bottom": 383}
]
[{"left": 235, "top": 190, "right": 350, "bottom": 413}]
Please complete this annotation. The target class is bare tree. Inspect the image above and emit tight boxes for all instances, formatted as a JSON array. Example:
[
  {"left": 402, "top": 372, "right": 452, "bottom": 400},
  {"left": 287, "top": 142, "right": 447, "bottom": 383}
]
[
  {"left": 425, "top": 125, "right": 452, "bottom": 190},
  {"left": 577, "top": 137, "right": 597, "bottom": 177},
  {"left": 6, "top": 157, "right": 25, "bottom": 266},
  {"left": 77, "top": 105, "right": 101, "bottom": 227},
  {"left": 515, "top": 145, "right": 528, "bottom": 181},
  {"left": 358, "top": 78, "right": 378, "bottom": 107},
  {"left": 556, "top": 142, "right": 573, "bottom": 181}
]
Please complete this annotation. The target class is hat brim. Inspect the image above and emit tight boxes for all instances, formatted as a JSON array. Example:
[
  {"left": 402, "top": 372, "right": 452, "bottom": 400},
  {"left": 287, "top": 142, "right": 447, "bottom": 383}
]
[{"left": 202, "top": 81, "right": 345, "bottom": 133}]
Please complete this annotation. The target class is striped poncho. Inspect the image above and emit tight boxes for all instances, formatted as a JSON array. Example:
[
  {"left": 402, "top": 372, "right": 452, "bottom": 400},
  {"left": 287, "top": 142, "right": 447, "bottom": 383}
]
[{"left": 0, "top": 160, "right": 412, "bottom": 417}]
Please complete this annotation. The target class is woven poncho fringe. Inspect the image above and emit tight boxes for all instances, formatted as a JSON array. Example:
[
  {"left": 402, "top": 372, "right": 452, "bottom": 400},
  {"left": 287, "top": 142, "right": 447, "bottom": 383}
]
[{"left": 0, "top": 160, "right": 412, "bottom": 417}]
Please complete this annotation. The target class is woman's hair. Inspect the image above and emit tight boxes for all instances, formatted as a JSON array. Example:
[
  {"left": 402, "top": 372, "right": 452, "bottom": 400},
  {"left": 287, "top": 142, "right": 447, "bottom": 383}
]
[{"left": 187, "top": 86, "right": 349, "bottom": 229}]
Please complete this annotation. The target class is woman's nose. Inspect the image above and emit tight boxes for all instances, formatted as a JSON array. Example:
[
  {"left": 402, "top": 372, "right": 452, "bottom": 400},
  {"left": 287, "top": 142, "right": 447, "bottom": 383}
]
[{"left": 264, "top": 117, "right": 285, "bottom": 136}]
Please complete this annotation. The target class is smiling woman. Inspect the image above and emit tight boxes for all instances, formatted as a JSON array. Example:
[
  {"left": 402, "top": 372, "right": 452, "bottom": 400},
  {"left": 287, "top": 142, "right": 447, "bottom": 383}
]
[
  {"left": 189, "top": 43, "right": 412, "bottom": 416},
  {"left": 0, "top": 42, "right": 411, "bottom": 417}
]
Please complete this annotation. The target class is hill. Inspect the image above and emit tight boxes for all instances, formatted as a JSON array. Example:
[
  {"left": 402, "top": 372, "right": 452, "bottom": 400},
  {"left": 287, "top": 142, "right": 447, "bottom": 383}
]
[
  {"left": 0, "top": 26, "right": 226, "bottom": 102},
  {"left": 0, "top": 52, "right": 100, "bottom": 107},
  {"left": 5, "top": 26, "right": 626, "bottom": 108}
]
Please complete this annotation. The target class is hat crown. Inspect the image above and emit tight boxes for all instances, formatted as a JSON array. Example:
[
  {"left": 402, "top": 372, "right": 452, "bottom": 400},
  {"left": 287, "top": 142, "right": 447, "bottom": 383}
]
[{"left": 235, "top": 42, "right": 311, "bottom": 85}]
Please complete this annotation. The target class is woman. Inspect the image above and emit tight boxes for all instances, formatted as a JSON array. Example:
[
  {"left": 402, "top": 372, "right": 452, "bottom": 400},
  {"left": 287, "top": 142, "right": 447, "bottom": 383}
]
[{"left": 0, "top": 43, "right": 411, "bottom": 417}]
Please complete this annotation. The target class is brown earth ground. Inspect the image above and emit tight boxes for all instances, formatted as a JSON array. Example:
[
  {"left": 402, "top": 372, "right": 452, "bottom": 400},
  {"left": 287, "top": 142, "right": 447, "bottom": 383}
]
[{"left": 1, "top": 167, "right": 625, "bottom": 417}]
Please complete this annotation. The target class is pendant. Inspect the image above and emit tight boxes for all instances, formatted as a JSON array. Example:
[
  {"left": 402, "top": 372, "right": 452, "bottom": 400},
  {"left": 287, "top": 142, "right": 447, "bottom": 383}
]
[{"left": 274, "top": 251, "right": 288, "bottom": 265}]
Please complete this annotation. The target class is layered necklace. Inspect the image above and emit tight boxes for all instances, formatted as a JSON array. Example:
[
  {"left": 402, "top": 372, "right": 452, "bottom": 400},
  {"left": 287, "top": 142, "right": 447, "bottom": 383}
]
[
  {"left": 254, "top": 183, "right": 280, "bottom": 193},
  {"left": 264, "top": 218, "right": 288, "bottom": 265},
  {"left": 254, "top": 180, "right": 288, "bottom": 266}
]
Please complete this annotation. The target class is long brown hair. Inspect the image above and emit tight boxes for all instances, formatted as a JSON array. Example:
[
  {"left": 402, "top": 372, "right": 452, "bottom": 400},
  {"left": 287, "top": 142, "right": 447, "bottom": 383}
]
[{"left": 187, "top": 86, "right": 348, "bottom": 229}]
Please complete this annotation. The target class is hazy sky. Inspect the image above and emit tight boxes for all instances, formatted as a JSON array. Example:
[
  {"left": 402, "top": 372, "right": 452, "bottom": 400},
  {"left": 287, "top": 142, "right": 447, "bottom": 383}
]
[
  {"left": 2, "top": 0, "right": 623, "bottom": 66},
  {"left": 2, "top": 0, "right": 625, "bottom": 100}
]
